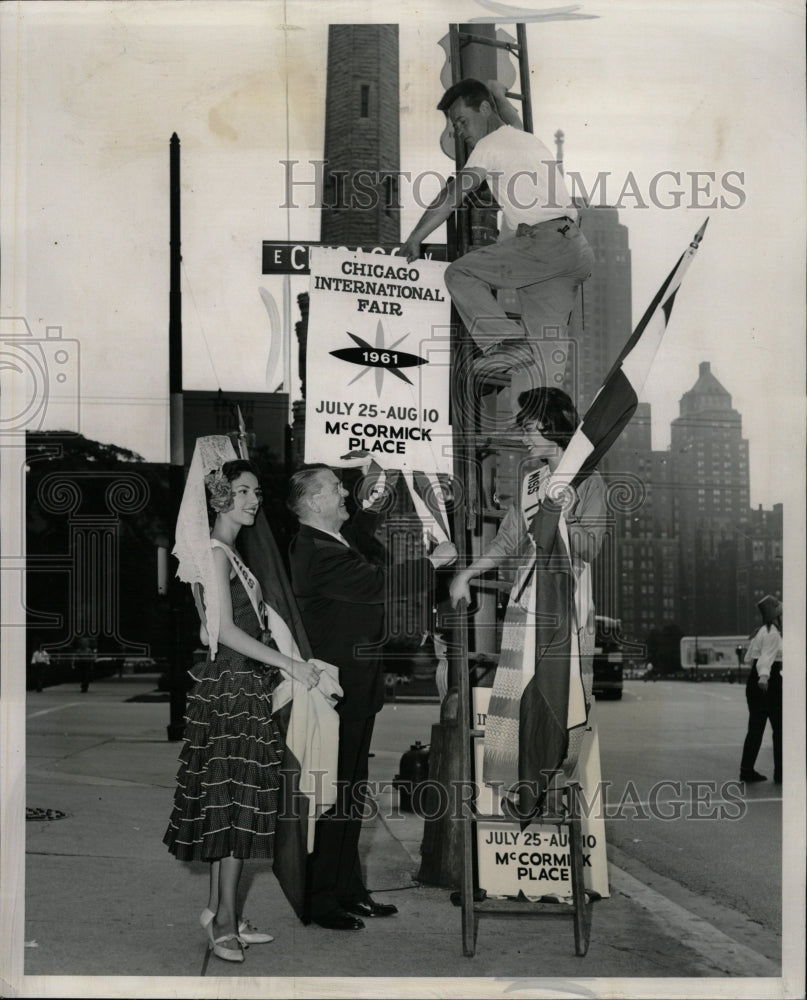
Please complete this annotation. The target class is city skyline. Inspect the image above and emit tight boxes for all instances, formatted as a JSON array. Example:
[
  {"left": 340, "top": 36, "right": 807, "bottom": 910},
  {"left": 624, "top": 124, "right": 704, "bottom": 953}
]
[
  {"left": 1, "top": 2, "right": 802, "bottom": 516},
  {"left": 604, "top": 358, "right": 779, "bottom": 641}
]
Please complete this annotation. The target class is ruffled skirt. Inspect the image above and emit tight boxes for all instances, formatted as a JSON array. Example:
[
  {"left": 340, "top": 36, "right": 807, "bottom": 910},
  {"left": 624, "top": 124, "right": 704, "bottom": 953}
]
[{"left": 163, "top": 652, "right": 283, "bottom": 861}]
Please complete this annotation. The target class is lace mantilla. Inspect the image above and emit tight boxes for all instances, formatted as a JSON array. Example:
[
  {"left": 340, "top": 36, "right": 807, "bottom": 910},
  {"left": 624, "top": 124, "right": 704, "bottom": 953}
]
[{"left": 173, "top": 435, "right": 238, "bottom": 658}]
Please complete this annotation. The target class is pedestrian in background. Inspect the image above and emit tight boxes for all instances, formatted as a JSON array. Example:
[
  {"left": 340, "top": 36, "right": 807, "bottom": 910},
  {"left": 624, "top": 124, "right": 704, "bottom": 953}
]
[
  {"left": 31, "top": 645, "right": 50, "bottom": 693},
  {"left": 739, "top": 594, "right": 783, "bottom": 784},
  {"left": 73, "top": 636, "right": 94, "bottom": 693}
]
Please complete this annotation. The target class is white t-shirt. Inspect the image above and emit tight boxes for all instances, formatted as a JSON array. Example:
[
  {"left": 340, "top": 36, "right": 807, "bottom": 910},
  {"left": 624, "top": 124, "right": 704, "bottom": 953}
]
[{"left": 464, "top": 125, "right": 577, "bottom": 229}]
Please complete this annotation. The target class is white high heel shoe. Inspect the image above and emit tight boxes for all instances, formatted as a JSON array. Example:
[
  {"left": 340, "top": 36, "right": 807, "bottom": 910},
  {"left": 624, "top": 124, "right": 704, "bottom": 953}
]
[
  {"left": 205, "top": 921, "right": 244, "bottom": 963},
  {"left": 200, "top": 907, "right": 274, "bottom": 945}
]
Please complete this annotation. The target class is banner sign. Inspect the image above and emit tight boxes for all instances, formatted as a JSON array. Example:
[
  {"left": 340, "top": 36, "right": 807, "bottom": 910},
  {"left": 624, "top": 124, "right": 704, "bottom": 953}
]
[
  {"left": 472, "top": 687, "right": 610, "bottom": 899},
  {"left": 262, "top": 241, "right": 447, "bottom": 275},
  {"left": 304, "top": 246, "right": 453, "bottom": 474}
]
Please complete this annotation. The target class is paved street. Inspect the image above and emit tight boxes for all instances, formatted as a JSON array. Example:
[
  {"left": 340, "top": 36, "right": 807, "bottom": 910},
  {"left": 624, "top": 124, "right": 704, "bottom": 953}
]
[
  {"left": 7, "top": 674, "right": 800, "bottom": 998},
  {"left": 596, "top": 679, "right": 782, "bottom": 952}
]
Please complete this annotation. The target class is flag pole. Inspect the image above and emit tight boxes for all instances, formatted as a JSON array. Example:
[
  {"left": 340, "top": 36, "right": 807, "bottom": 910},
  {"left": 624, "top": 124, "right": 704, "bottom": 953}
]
[{"left": 236, "top": 404, "right": 249, "bottom": 460}]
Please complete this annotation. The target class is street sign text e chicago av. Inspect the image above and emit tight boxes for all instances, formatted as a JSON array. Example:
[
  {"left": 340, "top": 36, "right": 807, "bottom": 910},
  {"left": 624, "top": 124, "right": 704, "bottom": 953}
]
[{"left": 262, "top": 241, "right": 447, "bottom": 275}]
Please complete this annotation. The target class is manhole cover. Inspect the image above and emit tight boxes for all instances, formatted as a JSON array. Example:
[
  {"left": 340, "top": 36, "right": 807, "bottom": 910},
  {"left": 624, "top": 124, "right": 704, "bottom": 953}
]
[{"left": 26, "top": 807, "right": 68, "bottom": 821}]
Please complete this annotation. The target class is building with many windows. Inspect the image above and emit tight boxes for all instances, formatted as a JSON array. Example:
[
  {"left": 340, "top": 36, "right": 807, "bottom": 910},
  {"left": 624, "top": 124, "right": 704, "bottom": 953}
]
[
  {"left": 735, "top": 502, "right": 783, "bottom": 631},
  {"left": 604, "top": 361, "right": 780, "bottom": 647},
  {"left": 567, "top": 204, "right": 632, "bottom": 411},
  {"left": 669, "top": 361, "right": 751, "bottom": 635}
]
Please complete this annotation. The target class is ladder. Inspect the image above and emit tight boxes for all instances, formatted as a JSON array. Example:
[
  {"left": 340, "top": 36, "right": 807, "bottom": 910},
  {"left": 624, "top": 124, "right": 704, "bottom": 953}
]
[{"left": 443, "top": 21, "right": 595, "bottom": 958}]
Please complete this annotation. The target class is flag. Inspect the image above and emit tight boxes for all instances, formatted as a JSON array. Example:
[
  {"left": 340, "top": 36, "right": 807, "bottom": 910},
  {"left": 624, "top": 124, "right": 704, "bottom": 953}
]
[
  {"left": 235, "top": 413, "right": 318, "bottom": 922},
  {"left": 239, "top": 505, "right": 315, "bottom": 921},
  {"left": 515, "top": 220, "right": 708, "bottom": 818},
  {"left": 557, "top": 218, "right": 709, "bottom": 486}
]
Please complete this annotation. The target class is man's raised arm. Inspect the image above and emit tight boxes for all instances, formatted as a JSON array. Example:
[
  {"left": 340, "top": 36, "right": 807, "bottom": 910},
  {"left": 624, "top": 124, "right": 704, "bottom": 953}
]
[
  {"left": 486, "top": 79, "right": 523, "bottom": 129},
  {"left": 400, "top": 166, "right": 486, "bottom": 262}
]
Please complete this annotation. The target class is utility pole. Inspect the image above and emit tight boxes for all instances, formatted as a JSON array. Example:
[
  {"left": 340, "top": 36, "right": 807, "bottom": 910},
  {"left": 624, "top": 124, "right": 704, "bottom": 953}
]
[{"left": 167, "top": 132, "right": 186, "bottom": 741}]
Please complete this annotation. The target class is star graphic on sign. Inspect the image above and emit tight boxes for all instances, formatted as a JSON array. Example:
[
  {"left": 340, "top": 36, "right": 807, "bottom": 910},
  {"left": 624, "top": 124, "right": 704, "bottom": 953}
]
[{"left": 330, "top": 321, "right": 427, "bottom": 396}]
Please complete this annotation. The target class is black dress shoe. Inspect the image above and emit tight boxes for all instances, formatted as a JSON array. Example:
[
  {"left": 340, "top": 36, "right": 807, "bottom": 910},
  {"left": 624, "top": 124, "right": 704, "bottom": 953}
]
[
  {"left": 739, "top": 769, "right": 767, "bottom": 782},
  {"left": 344, "top": 898, "right": 398, "bottom": 918},
  {"left": 313, "top": 908, "right": 365, "bottom": 930}
]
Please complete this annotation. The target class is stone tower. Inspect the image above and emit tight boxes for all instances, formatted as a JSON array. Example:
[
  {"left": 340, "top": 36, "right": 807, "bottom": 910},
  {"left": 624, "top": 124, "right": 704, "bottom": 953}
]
[{"left": 320, "top": 24, "right": 401, "bottom": 245}]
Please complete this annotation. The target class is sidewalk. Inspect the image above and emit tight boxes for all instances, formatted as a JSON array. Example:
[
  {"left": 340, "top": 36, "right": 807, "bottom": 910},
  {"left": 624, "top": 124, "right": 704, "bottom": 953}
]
[{"left": 21, "top": 675, "right": 780, "bottom": 990}]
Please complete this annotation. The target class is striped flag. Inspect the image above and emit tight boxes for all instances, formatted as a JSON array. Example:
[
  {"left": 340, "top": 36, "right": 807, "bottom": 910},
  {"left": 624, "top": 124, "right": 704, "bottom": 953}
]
[
  {"left": 515, "top": 220, "right": 708, "bottom": 817},
  {"left": 557, "top": 218, "right": 709, "bottom": 487}
]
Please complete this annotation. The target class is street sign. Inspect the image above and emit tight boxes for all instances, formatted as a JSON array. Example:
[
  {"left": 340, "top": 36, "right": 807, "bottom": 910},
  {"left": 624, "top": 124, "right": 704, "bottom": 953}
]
[{"left": 262, "top": 241, "right": 447, "bottom": 275}]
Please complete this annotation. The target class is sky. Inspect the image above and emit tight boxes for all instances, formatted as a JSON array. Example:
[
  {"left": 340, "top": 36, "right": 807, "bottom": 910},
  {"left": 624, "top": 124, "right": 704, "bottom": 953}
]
[{"left": 1, "top": 0, "right": 805, "bottom": 513}]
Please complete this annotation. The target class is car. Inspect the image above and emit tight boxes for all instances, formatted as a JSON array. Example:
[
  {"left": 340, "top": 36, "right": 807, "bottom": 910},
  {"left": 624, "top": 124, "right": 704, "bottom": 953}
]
[{"left": 592, "top": 615, "right": 624, "bottom": 700}]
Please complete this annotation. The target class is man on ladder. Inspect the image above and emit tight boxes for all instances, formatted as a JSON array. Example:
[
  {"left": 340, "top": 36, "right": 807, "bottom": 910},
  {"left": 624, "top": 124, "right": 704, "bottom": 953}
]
[
  {"left": 400, "top": 78, "right": 594, "bottom": 391},
  {"left": 402, "top": 68, "right": 600, "bottom": 957}
]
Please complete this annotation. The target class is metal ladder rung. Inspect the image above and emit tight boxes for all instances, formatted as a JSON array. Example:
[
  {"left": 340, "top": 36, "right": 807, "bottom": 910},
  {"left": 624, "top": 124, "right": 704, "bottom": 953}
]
[
  {"left": 457, "top": 29, "right": 524, "bottom": 54},
  {"left": 473, "top": 897, "right": 578, "bottom": 917}
]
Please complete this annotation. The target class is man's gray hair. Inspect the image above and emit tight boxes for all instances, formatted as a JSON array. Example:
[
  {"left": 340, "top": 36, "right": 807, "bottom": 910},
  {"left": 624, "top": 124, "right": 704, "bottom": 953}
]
[{"left": 287, "top": 463, "right": 331, "bottom": 517}]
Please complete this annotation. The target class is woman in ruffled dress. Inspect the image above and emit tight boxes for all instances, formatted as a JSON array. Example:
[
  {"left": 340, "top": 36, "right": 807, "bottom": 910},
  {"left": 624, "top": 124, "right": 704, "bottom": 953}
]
[{"left": 163, "top": 436, "right": 323, "bottom": 963}]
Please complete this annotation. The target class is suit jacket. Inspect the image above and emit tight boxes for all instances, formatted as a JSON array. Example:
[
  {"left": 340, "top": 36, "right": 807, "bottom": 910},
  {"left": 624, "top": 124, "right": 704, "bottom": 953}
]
[{"left": 289, "top": 510, "right": 433, "bottom": 719}]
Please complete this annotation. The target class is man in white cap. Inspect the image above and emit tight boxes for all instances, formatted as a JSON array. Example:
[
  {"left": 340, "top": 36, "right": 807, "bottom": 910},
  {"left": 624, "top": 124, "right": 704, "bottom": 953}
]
[{"left": 739, "top": 594, "right": 783, "bottom": 783}]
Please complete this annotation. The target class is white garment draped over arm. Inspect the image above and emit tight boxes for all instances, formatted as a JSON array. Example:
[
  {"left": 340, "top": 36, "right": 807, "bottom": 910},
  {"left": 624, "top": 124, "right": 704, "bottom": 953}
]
[{"left": 265, "top": 604, "right": 342, "bottom": 852}]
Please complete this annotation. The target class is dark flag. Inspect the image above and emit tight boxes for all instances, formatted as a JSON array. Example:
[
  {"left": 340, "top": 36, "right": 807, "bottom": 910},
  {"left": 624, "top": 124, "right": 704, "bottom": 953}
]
[
  {"left": 563, "top": 219, "right": 709, "bottom": 484},
  {"left": 236, "top": 415, "right": 316, "bottom": 922},
  {"left": 240, "top": 507, "right": 314, "bottom": 921}
]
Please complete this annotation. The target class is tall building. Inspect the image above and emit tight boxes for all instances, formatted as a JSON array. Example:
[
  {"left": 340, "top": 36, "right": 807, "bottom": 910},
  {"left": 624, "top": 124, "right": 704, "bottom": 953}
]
[
  {"left": 568, "top": 205, "right": 632, "bottom": 411},
  {"left": 605, "top": 403, "right": 679, "bottom": 642},
  {"left": 603, "top": 362, "right": 780, "bottom": 648},
  {"left": 735, "top": 503, "right": 783, "bottom": 630},
  {"left": 320, "top": 24, "right": 401, "bottom": 245},
  {"left": 669, "top": 362, "right": 750, "bottom": 634}
]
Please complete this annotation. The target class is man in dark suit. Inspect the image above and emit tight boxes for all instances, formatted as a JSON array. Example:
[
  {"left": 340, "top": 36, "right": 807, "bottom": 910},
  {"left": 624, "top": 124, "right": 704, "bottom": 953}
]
[{"left": 288, "top": 463, "right": 456, "bottom": 930}]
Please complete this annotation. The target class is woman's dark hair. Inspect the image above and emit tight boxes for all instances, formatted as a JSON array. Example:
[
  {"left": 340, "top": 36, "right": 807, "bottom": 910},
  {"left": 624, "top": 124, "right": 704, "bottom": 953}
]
[
  {"left": 514, "top": 387, "right": 580, "bottom": 449},
  {"left": 205, "top": 459, "right": 260, "bottom": 525},
  {"left": 220, "top": 459, "right": 259, "bottom": 484}
]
